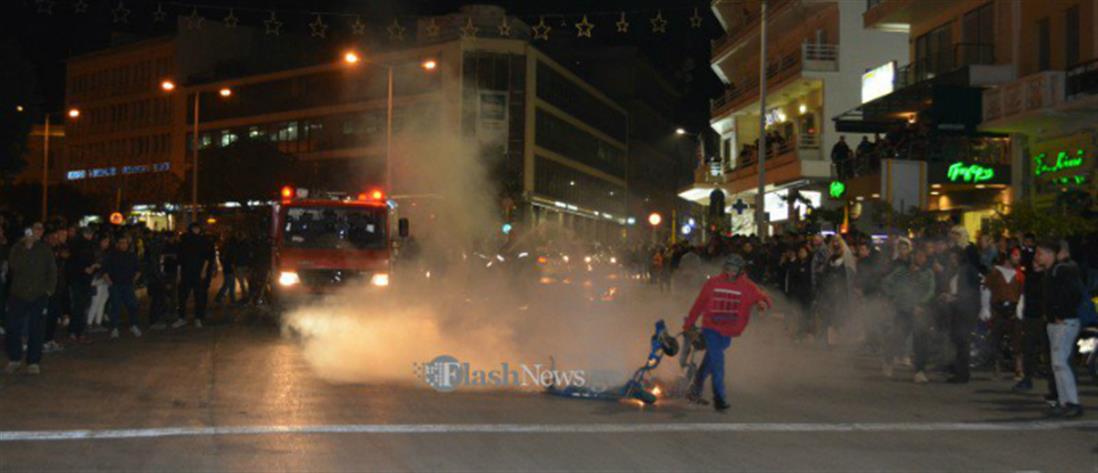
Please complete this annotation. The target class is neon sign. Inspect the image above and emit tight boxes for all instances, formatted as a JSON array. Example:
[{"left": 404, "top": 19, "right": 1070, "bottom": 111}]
[
  {"left": 947, "top": 162, "right": 995, "bottom": 183},
  {"left": 829, "top": 181, "right": 846, "bottom": 199},
  {"left": 1034, "top": 149, "right": 1085, "bottom": 176}
]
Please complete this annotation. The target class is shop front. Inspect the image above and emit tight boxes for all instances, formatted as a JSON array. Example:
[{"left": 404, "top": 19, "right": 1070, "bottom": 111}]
[{"left": 1030, "top": 131, "right": 1097, "bottom": 208}]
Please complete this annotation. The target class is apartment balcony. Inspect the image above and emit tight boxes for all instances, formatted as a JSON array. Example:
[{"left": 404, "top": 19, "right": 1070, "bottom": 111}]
[
  {"left": 711, "top": 43, "right": 837, "bottom": 117},
  {"left": 723, "top": 134, "right": 829, "bottom": 194},
  {"left": 863, "top": 0, "right": 918, "bottom": 32},
  {"left": 1067, "top": 58, "right": 1098, "bottom": 101},
  {"left": 981, "top": 71, "right": 1064, "bottom": 132},
  {"left": 710, "top": 0, "right": 796, "bottom": 60}
]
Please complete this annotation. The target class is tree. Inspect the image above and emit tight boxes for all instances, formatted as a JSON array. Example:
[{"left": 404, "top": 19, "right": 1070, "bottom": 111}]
[
  {"left": 987, "top": 202, "right": 1096, "bottom": 238},
  {"left": 181, "top": 139, "right": 296, "bottom": 205},
  {"left": 0, "top": 41, "right": 37, "bottom": 186}
]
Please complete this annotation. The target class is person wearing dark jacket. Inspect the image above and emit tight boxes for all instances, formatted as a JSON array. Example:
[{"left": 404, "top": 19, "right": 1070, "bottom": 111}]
[
  {"left": 1038, "top": 241, "right": 1085, "bottom": 418},
  {"left": 102, "top": 236, "right": 142, "bottom": 339},
  {"left": 143, "top": 230, "right": 169, "bottom": 330},
  {"left": 881, "top": 248, "right": 936, "bottom": 383},
  {"left": 781, "top": 246, "right": 813, "bottom": 338},
  {"left": 4, "top": 223, "right": 56, "bottom": 375},
  {"left": 1014, "top": 246, "right": 1055, "bottom": 395},
  {"left": 942, "top": 248, "right": 982, "bottom": 383},
  {"left": 65, "top": 226, "right": 97, "bottom": 343},
  {"left": 174, "top": 223, "right": 215, "bottom": 328}
]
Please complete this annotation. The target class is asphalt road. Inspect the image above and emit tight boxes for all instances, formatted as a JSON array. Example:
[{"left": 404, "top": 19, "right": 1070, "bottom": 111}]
[{"left": 1, "top": 299, "right": 1096, "bottom": 472}]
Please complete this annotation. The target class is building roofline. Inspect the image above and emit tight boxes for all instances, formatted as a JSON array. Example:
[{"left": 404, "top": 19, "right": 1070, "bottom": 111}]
[{"left": 66, "top": 35, "right": 175, "bottom": 65}]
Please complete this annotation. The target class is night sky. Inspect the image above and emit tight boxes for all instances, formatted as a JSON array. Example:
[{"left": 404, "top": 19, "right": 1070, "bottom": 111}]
[{"left": 5, "top": 0, "right": 725, "bottom": 130}]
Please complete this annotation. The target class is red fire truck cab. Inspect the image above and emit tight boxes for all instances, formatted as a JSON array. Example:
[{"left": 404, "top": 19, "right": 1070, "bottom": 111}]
[{"left": 271, "top": 185, "right": 406, "bottom": 306}]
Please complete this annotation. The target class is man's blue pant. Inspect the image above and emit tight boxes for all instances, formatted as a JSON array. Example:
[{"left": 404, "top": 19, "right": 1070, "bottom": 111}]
[
  {"left": 691, "top": 328, "right": 733, "bottom": 402},
  {"left": 108, "top": 284, "right": 139, "bottom": 329},
  {"left": 5, "top": 296, "right": 47, "bottom": 365}
]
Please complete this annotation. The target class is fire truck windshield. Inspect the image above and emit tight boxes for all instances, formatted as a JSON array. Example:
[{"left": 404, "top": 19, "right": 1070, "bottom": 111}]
[{"left": 283, "top": 206, "right": 386, "bottom": 250}]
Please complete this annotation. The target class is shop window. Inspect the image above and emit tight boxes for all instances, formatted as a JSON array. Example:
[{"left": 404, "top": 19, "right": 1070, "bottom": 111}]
[{"left": 1037, "top": 17, "right": 1051, "bottom": 71}]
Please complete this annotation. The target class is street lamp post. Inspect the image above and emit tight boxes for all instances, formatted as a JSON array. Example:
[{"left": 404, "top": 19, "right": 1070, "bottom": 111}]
[
  {"left": 756, "top": 0, "right": 769, "bottom": 239},
  {"left": 40, "top": 108, "right": 80, "bottom": 221}
]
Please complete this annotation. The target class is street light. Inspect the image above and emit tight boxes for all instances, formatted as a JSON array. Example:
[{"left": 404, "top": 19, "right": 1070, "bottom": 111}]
[
  {"left": 343, "top": 52, "right": 438, "bottom": 194},
  {"left": 648, "top": 212, "right": 662, "bottom": 227},
  {"left": 161, "top": 80, "right": 232, "bottom": 223},
  {"left": 675, "top": 127, "right": 686, "bottom": 135},
  {"left": 41, "top": 108, "right": 80, "bottom": 220},
  {"left": 15, "top": 105, "right": 24, "bottom": 112}
]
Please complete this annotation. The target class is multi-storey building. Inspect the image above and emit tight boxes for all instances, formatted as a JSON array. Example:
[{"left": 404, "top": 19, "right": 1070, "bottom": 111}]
[
  {"left": 833, "top": 0, "right": 1075, "bottom": 236},
  {"left": 681, "top": 0, "right": 907, "bottom": 235},
  {"left": 62, "top": 6, "right": 634, "bottom": 243}
]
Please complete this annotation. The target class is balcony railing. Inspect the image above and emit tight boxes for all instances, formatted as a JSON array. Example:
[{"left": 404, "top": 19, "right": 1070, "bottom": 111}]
[
  {"left": 711, "top": 43, "right": 838, "bottom": 115},
  {"left": 895, "top": 43, "right": 995, "bottom": 89},
  {"left": 710, "top": 0, "right": 794, "bottom": 59},
  {"left": 1066, "top": 57, "right": 1098, "bottom": 101},
  {"left": 845, "top": 134, "right": 1010, "bottom": 179},
  {"left": 983, "top": 70, "right": 1064, "bottom": 123}
]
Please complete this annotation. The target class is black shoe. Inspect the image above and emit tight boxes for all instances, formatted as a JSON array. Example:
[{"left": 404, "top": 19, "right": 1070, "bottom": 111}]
[
  {"left": 1046, "top": 403, "right": 1065, "bottom": 417},
  {"left": 713, "top": 399, "right": 730, "bottom": 412},
  {"left": 1012, "top": 379, "right": 1033, "bottom": 392},
  {"left": 1062, "top": 403, "right": 1084, "bottom": 419},
  {"left": 946, "top": 376, "right": 969, "bottom": 384}
]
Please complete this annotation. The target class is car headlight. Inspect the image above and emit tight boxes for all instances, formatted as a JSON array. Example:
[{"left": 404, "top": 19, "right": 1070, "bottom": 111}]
[
  {"left": 278, "top": 271, "right": 300, "bottom": 286},
  {"left": 370, "top": 272, "right": 390, "bottom": 287}
]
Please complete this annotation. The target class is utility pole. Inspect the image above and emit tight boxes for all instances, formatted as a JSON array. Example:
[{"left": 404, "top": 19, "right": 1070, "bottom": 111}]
[
  {"left": 41, "top": 114, "right": 50, "bottom": 221},
  {"left": 755, "top": 0, "right": 769, "bottom": 238}
]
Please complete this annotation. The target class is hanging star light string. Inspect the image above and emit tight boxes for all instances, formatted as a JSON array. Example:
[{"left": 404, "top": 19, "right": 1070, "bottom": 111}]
[{"left": 30, "top": 1, "right": 712, "bottom": 42}]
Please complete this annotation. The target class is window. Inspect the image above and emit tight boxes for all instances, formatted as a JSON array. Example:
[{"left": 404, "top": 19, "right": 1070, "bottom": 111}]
[
  {"left": 961, "top": 3, "right": 994, "bottom": 65},
  {"left": 535, "top": 109, "right": 625, "bottom": 177},
  {"left": 915, "top": 22, "right": 953, "bottom": 79},
  {"left": 1037, "top": 17, "right": 1051, "bottom": 71},
  {"left": 1066, "top": 5, "right": 1080, "bottom": 67},
  {"left": 282, "top": 206, "right": 387, "bottom": 250}
]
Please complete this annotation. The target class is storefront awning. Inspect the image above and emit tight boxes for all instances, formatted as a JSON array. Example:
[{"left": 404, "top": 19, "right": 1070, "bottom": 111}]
[{"left": 834, "top": 71, "right": 985, "bottom": 134}]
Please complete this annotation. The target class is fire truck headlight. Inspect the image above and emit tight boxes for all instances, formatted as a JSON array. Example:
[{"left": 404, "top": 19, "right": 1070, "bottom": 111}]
[
  {"left": 278, "top": 271, "right": 301, "bottom": 287},
  {"left": 370, "top": 273, "right": 390, "bottom": 287}
]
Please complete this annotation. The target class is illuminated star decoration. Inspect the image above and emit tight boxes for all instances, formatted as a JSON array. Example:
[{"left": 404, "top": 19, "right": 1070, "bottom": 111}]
[
  {"left": 689, "top": 8, "right": 703, "bottom": 28},
  {"left": 460, "top": 17, "right": 478, "bottom": 38},
  {"left": 650, "top": 10, "right": 667, "bottom": 33},
  {"left": 151, "top": 2, "right": 167, "bottom": 23},
  {"left": 531, "top": 17, "right": 550, "bottom": 41},
  {"left": 575, "top": 15, "right": 594, "bottom": 38},
  {"left": 387, "top": 19, "right": 406, "bottom": 41},
  {"left": 73, "top": 0, "right": 88, "bottom": 14},
  {"left": 263, "top": 11, "right": 283, "bottom": 36},
  {"left": 351, "top": 17, "right": 367, "bottom": 36},
  {"left": 223, "top": 9, "right": 239, "bottom": 28},
  {"left": 35, "top": 0, "right": 54, "bottom": 15},
  {"left": 112, "top": 2, "right": 131, "bottom": 24},
  {"left": 309, "top": 14, "right": 328, "bottom": 38},
  {"left": 615, "top": 12, "right": 629, "bottom": 33},
  {"left": 497, "top": 16, "right": 512, "bottom": 37},
  {"left": 183, "top": 8, "right": 204, "bottom": 30},
  {"left": 421, "top": 17, "right": 439, "bottom": 37}
]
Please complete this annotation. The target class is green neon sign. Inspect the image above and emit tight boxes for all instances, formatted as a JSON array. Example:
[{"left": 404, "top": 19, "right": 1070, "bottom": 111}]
[
  {"left": 1054, "top": 175, "right": 1088, "bottom": 186},
  {"left": 829, "top": 181, "right": 846, "bottom": 199},
  {"left": 947, "top": 162, "right": 995, "bottom": 183},
  {"left": 1034, "top": 149, "right": 1085, "bottom": 177}
]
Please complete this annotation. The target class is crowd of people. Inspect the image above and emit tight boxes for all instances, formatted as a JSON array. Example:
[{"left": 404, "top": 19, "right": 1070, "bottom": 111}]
[
  {"left": 640, "top": 224, "right": 1095, "bottom": 418},
  {"left": 0, "top": 214, "right": 273, "bottom": 376}
]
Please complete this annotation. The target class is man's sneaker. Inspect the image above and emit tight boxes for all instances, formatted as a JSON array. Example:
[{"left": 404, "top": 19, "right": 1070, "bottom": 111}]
[
  {"left": 881, "top": 361, "right": 894, "bottom": 379},
  {"left": 150, "top": 322, "right": 167, "bottom": 330},
  {"left": 171, "top": 319, "right": 187, "bottom": 329},
  {"left": 913, "top": 371, "right": 930, "bottom": 384},
  {"left": 713, "top": 399, "right": 731, "bottom": 412},
  {"left": 4, "top": 362, "right": 22, "bottom": 374},
  {"left": 110, "top": 329, "right": 120, "bottom": 339},
  {"left": 1044, "top": 394, "right": 1060, "bottom": 408},
  {"left": 1062, "top": 403, "right": 1084, "bottom": 418},
  {"left": 1012, "top": 379, "right": 1033, "bottom": 393},
  {"left": 194, "top": 319, "right": 203, "bottom": 329},
  {"left": 25, "top": 364, "right": 40, "bottom": 375},
  {"left": 130, "top": 326, "right": 143, "bottom": 338}
]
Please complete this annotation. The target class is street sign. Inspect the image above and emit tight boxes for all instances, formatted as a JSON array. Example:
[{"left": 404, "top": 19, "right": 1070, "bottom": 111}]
[{"left": 731, "top": 199, "right": 749, "bottom": 215}]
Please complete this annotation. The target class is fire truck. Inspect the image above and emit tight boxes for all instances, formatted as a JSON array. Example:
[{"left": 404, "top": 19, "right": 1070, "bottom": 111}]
[{"left": 271, "top": 185, "right": 407, "bottom": 306}]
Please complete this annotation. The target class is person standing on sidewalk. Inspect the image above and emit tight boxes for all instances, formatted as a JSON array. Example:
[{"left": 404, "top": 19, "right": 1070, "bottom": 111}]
[
  {"left": 1037, "top": 240, "right": 1085, "bottom": 418},
  {"left": 143, "top": 229, "right": 169, "bottom": 330},
  {"left": 1014, "top": 247, "right": 1055, "bottom": 396},
  {"left": 102, "top": 236, "right": 143, "bottom": 339},
  {"left": 175, "top": 223, "right": 214, "bottom": 328},
  {"left": 4, "top": 223, "right": 56, "bottom": 375}
]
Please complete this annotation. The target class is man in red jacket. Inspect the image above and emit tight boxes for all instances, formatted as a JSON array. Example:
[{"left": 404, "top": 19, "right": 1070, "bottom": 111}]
[{"left": 684, "top": 254, "right": 771, "bottom": 411}]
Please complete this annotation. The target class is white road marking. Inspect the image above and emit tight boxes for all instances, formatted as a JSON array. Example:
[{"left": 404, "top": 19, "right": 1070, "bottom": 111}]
[{"left": 2, "top": 420, "right": 1097, "bottom": 442}]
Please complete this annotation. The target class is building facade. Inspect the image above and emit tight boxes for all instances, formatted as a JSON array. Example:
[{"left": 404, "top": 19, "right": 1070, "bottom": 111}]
[
  {"left": 61, "top": 6, "right": 634, "bottom": 243},
  {"left": 681, "top": 0, "right": 907, "bottom": 235}
]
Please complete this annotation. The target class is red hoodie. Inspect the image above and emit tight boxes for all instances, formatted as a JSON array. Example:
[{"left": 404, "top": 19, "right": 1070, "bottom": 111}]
[{"left": 683, "top": 273, "right": 771, "bottom": 337}]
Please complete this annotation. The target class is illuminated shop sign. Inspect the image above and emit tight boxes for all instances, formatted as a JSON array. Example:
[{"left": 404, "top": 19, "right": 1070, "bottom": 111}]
[
  {"left": 861, "top": 61, "right": 896, "bottom": 104},
  {"left": 829, "top": 181, "right": 846, "bottom": 199},
  {"left": 1034, "top": 149, "right": 1086, "bottom": 177},
  {"left": 947, "top": 162, "right": 995, "bottom": 183}
]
